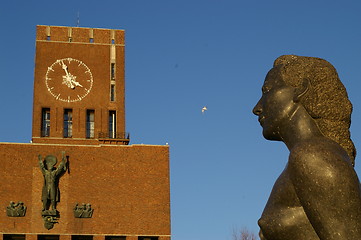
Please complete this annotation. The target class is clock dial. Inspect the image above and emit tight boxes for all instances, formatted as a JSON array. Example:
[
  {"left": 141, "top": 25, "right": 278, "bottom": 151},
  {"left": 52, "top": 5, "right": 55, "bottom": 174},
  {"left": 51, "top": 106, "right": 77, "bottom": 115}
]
[{"left": 46, "top": 58, "right": 93, "bottom": 102}]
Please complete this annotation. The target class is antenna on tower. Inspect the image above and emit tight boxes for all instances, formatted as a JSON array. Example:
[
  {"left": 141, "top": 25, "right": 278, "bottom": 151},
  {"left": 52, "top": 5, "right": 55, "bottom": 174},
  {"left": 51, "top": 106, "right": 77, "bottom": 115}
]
[{"left": 76, "top": 12, "right": 80, "bottom": 27}]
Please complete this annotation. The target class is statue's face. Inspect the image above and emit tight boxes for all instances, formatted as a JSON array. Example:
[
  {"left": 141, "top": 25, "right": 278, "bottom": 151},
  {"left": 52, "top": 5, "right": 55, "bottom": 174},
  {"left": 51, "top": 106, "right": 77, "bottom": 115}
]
[
  {"left": 45, "top": 155, "right": 56, "bottom": 169},
  {"left": 253, "top": 69, "right": 298, "bottom": 141},
  {"left": 46, "top": 163, "right": 54, "bottom": 170}
]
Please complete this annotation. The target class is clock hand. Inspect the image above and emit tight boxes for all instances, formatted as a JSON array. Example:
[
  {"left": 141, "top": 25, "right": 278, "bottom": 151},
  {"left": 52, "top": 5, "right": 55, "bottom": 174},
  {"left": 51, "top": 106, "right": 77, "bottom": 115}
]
[
  {"left": 62, "top": 61, "right": 79, "bottom": 88},
  {"left": 61, "top": 62, "right": 75, "bottom": 88},
  {"left": 70, "top": 77, "right": 83, "bottom": 87},
  {"left": 60, "top": 62, "right": 78, "bottom": 89},
  {"left": 61, "top": 61, "right": 70, "bottom": 77},
  {"left": 72, "top": 80, "right": 83, "bottom": 87}
]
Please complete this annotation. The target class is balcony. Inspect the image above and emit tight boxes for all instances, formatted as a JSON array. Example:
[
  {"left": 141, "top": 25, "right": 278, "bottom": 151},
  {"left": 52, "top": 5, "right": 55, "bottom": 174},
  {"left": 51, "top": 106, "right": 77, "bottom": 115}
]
[{"left": 98, "top": 132, "right": 130, "bottom": 145}]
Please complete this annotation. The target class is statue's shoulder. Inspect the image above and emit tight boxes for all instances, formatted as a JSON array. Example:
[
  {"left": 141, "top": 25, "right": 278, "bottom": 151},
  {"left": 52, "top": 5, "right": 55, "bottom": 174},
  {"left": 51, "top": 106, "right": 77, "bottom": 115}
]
[{"left": 288, "top": 138, "right": 351, "bottom": 180}]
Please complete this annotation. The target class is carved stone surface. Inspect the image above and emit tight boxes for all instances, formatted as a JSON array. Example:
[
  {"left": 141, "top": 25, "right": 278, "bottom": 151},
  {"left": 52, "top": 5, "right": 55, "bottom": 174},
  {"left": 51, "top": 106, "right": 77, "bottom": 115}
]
[
  {"left": 74, "top": 203, "right": 94, "bottom": 218},
  {"left": 253, "top": 55, "right": 361, "bottom": 240},
  {"left": 6, "top": 201, "right": 26, "bottom": 217}
]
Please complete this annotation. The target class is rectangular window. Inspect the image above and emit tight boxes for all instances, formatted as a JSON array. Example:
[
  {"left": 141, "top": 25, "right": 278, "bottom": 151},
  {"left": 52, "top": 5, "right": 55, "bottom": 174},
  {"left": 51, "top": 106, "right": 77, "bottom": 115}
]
[
  {"left": 41, "top": 108, "right": 50, "bottom": 137},
  {"left": 89, "top": 38, "right": 94, "bottom": 43},
  {"left": 71, "top": 236, "right": 93, "bottom": 240},
  {"left": 4, "top": 235, "right": 25, "bottom": 240},
  {"left": 64, "top": 109, "right": 73, "bottom": 138},
  {"left": 111, "top": 63, "right": 115, "bottom": 79},
  {"left": 38, "top": 235, "right": 59, "bottom": 240},
  {"left": 109, "top": 110, "right": 116, "bottom": 138},
  {"left": 110, "top": 84, "right": 115, "bottom": 101},
  {"left": 86, "top": 110, "right": 95, "bottom": 138}
]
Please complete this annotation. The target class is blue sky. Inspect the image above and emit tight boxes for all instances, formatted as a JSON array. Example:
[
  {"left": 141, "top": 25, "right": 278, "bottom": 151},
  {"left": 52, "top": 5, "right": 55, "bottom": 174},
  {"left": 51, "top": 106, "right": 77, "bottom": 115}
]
[{"left": 1, "top": 1, "right": 361, "bottom": 239}]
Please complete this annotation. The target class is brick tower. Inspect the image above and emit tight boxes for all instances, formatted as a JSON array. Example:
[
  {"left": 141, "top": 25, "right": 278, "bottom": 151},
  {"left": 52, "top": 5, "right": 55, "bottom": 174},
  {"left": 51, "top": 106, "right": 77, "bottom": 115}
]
[
  {"left": 32, "top": 25, "right": 128, "bottom": 145},
  {"left": 0, "top": 25, "right": 171, "bottom": 240}
]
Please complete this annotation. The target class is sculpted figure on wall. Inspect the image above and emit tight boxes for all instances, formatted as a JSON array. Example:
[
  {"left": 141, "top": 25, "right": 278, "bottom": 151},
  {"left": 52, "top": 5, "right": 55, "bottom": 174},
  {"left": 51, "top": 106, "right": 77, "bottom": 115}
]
[
  {"left": 6, "top": 201, "right": 26, "bottom": 217},
  {"left": 74, "top": 203, "right": 94, "bottom": 218},
  {"left": 38, "top": 151, "right": 67, "bottom": 213},
  {"left": 253, "top": 55, "right": 361, "bottom": 240}
]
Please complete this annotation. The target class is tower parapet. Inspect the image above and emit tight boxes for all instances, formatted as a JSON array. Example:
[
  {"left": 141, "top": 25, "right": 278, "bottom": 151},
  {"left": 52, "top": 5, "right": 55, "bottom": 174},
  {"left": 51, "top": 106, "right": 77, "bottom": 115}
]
[{"left": 36, "top": 25, "right": 125, "bottom": 45}]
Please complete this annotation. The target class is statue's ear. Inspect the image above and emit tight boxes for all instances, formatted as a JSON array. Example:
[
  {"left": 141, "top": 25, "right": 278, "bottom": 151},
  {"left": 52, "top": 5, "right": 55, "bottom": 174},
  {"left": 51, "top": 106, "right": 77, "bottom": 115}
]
[{"left": 293, "top": 79, "right": 309, "bottom": 102}]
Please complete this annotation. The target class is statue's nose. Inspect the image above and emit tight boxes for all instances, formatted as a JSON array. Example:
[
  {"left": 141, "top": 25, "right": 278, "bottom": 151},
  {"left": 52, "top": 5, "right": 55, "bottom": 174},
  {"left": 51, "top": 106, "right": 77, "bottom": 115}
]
[{"left": 253, "top": 100, "right": 262, "bottom": 116}]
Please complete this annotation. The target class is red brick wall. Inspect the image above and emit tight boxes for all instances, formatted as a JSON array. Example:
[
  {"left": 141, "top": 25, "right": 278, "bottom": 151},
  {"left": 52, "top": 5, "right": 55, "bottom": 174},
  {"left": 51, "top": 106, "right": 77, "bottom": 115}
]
[
  {"left": 0, "top": 142, "right": 170, "bottom": 237},
  {"left": 32, "top": 26, "right": 125, "bottom": 144}
]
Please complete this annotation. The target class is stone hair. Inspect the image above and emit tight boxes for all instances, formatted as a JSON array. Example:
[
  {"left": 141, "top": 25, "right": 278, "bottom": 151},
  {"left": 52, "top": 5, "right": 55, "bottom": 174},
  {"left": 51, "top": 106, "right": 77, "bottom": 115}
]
[{"left": 273, "top": 55, "right": 356, "bottom": 166}]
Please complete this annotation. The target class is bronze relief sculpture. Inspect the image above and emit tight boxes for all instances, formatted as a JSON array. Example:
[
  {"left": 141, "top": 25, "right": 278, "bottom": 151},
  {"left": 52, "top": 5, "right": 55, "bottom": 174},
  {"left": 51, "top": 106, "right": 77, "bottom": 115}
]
[
  {"left": 253, "top": 55, "right": 361, "bottom": 240},
  {"left": 38, "top": 151, "right": 67, "bottom": 229},
  {"left": 38, "top": 151, "right": 67, "bottom": 212},
  {"left": 6, "top": 201, "right": 26, "bottom": 217},
  {"left": 74, "top": 203, "right": 94, "bottom": 218}
]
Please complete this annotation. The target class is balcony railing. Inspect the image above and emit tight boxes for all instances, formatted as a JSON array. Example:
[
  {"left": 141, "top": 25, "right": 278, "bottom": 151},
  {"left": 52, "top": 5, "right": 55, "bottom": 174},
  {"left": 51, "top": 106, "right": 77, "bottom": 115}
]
[{"left": 98, "top": 132, "right": 130, "bottom": 145}]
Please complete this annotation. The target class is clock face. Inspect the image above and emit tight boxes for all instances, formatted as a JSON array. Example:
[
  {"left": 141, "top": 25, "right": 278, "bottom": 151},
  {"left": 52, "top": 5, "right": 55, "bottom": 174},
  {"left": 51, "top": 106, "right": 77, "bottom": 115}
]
[{"left": 45, "top": 58, "right": 93, "bottom": 102}]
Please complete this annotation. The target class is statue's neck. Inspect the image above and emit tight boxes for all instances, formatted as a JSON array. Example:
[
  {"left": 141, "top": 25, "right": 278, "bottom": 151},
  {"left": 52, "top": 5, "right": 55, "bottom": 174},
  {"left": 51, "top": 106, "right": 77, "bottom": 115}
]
[{"left": 279, "top": 105, "right": 324, "bottom": 150}]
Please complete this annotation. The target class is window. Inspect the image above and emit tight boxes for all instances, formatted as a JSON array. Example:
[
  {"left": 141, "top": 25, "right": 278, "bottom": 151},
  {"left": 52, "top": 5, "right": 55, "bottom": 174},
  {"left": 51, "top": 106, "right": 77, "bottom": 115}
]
[
  {"left": 111, "top": 39, "right": 115, "bottom": 44},
  {"left": 86, "top": 110, "right": 95, "bottom": 138},
  {"left": 46, "top": 36, "right": 51, "bottom": 41},
  {"left": 110, "top": 84, "right": 115, "bottom": 101},
  {"left": 109, "top": 111, "right": 116, "bottom": 138},
  {"left": 71, "top": 236, "right": 93, "bottom": 240},
  {"left": 41, "top": 108, "right": 50, "bottom": 137},
  {"left": 105, "top": 237, "right": 126, "bottom": 240},
  {"left": 64, "top": 109, "right": 73, "bottom": 138},
  {"left": 4, "top": 235, "right": 25, "bottom": 240},
  {"left": 111, "top": 63, "right": 115, "bottom": 79},
  {"left": 90, "top": 38, "right": 94, "bottom": 43},
  {"left": 38, "top": 235, "right": 59, "bottom": 240}
]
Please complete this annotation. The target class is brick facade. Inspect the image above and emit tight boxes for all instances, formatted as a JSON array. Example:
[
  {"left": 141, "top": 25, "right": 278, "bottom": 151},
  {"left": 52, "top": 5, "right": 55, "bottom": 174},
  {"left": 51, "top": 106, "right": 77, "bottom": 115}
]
[
  {"left": 0, "top": 143, "right": 170, "bottom": 237},
  {"left": 0, "top": 25, "right": 171, "bottom": 240}
]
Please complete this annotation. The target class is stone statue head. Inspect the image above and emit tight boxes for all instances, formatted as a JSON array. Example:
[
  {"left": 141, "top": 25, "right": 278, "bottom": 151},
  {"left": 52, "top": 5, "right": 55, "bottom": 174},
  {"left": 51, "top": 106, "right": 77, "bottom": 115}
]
[
  {"left": 44, "top": 155, "right": 57, "bottom": 170},
  {"left": 258, "top": 55, "right": 356, "bottom": 165}
]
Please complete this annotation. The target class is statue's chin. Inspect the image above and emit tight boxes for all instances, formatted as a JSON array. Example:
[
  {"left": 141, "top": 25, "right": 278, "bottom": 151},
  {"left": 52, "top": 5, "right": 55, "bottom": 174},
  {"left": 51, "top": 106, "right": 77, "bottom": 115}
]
[{"left": 262, "top": 130, "right": 281, "bottom": 141}]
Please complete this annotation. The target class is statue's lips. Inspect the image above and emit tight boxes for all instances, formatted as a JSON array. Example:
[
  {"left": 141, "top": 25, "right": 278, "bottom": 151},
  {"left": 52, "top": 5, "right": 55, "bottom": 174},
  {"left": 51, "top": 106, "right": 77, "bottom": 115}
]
[{"left": 258, "top": 116, "right": 265, "bottom": 126}]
